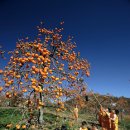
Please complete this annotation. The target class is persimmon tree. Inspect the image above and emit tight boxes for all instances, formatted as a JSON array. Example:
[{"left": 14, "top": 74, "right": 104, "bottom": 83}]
[{"left": 1, "top": 22, "right": 90, "bottom": 128}]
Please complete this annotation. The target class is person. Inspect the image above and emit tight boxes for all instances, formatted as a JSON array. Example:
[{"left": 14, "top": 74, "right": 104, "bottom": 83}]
[
  {"left": 91, "top": 123, "right": 98, "bottom": 130},
  {"left": 114, "top": 109, "right": 119, "bottom": 130},
  {"left": 99, "top": 107, "right": 111, "bottom": 130},
  {"left": 110, "top": 110, "right": 117, "bottom": 130},
  {"left": 114, "top": 115, "right": 118, "bottom": 130},
  {"left": 104, "top": 108, "right": 111, "bottom": 130},
  {"left": 99, "top": 107, "right": 107, "bottom": 130},
  {"left": 73, "top": 104, "right": 79, "bottom": 122},
  {"left": 79, "top": 121, "right": 88, "bottom": 130},
  {"left": 98, "top": 106, "right": 103, "bottom": 126}
]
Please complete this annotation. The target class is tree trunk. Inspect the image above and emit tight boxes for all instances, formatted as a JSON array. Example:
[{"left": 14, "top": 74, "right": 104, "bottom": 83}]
[
  {"left": 38, "top": 93, "right": 44, "bottom": 124},
  {"left": 39, "top": 106, "right": 44, "bottom": 124}
]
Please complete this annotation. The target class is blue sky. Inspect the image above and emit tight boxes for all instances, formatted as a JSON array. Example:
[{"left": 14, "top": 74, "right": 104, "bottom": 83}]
[{"left": 0, "top": 0, "right": 130, "bottom": 97}]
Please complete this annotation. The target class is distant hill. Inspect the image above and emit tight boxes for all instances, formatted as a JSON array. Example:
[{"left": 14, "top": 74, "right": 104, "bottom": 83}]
[{"left": 65, "top": 93, "right": 130, "bottom": 116}]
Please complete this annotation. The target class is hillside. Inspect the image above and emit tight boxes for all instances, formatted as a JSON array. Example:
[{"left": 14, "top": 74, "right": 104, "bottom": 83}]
[{"left": 0, "top": 94, "right": 130, "bottom": 129}]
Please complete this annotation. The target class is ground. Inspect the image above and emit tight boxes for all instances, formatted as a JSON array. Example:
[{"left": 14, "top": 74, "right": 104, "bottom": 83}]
[{"left": 0, "top": 107, "right": 130, "bottom": 130}]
